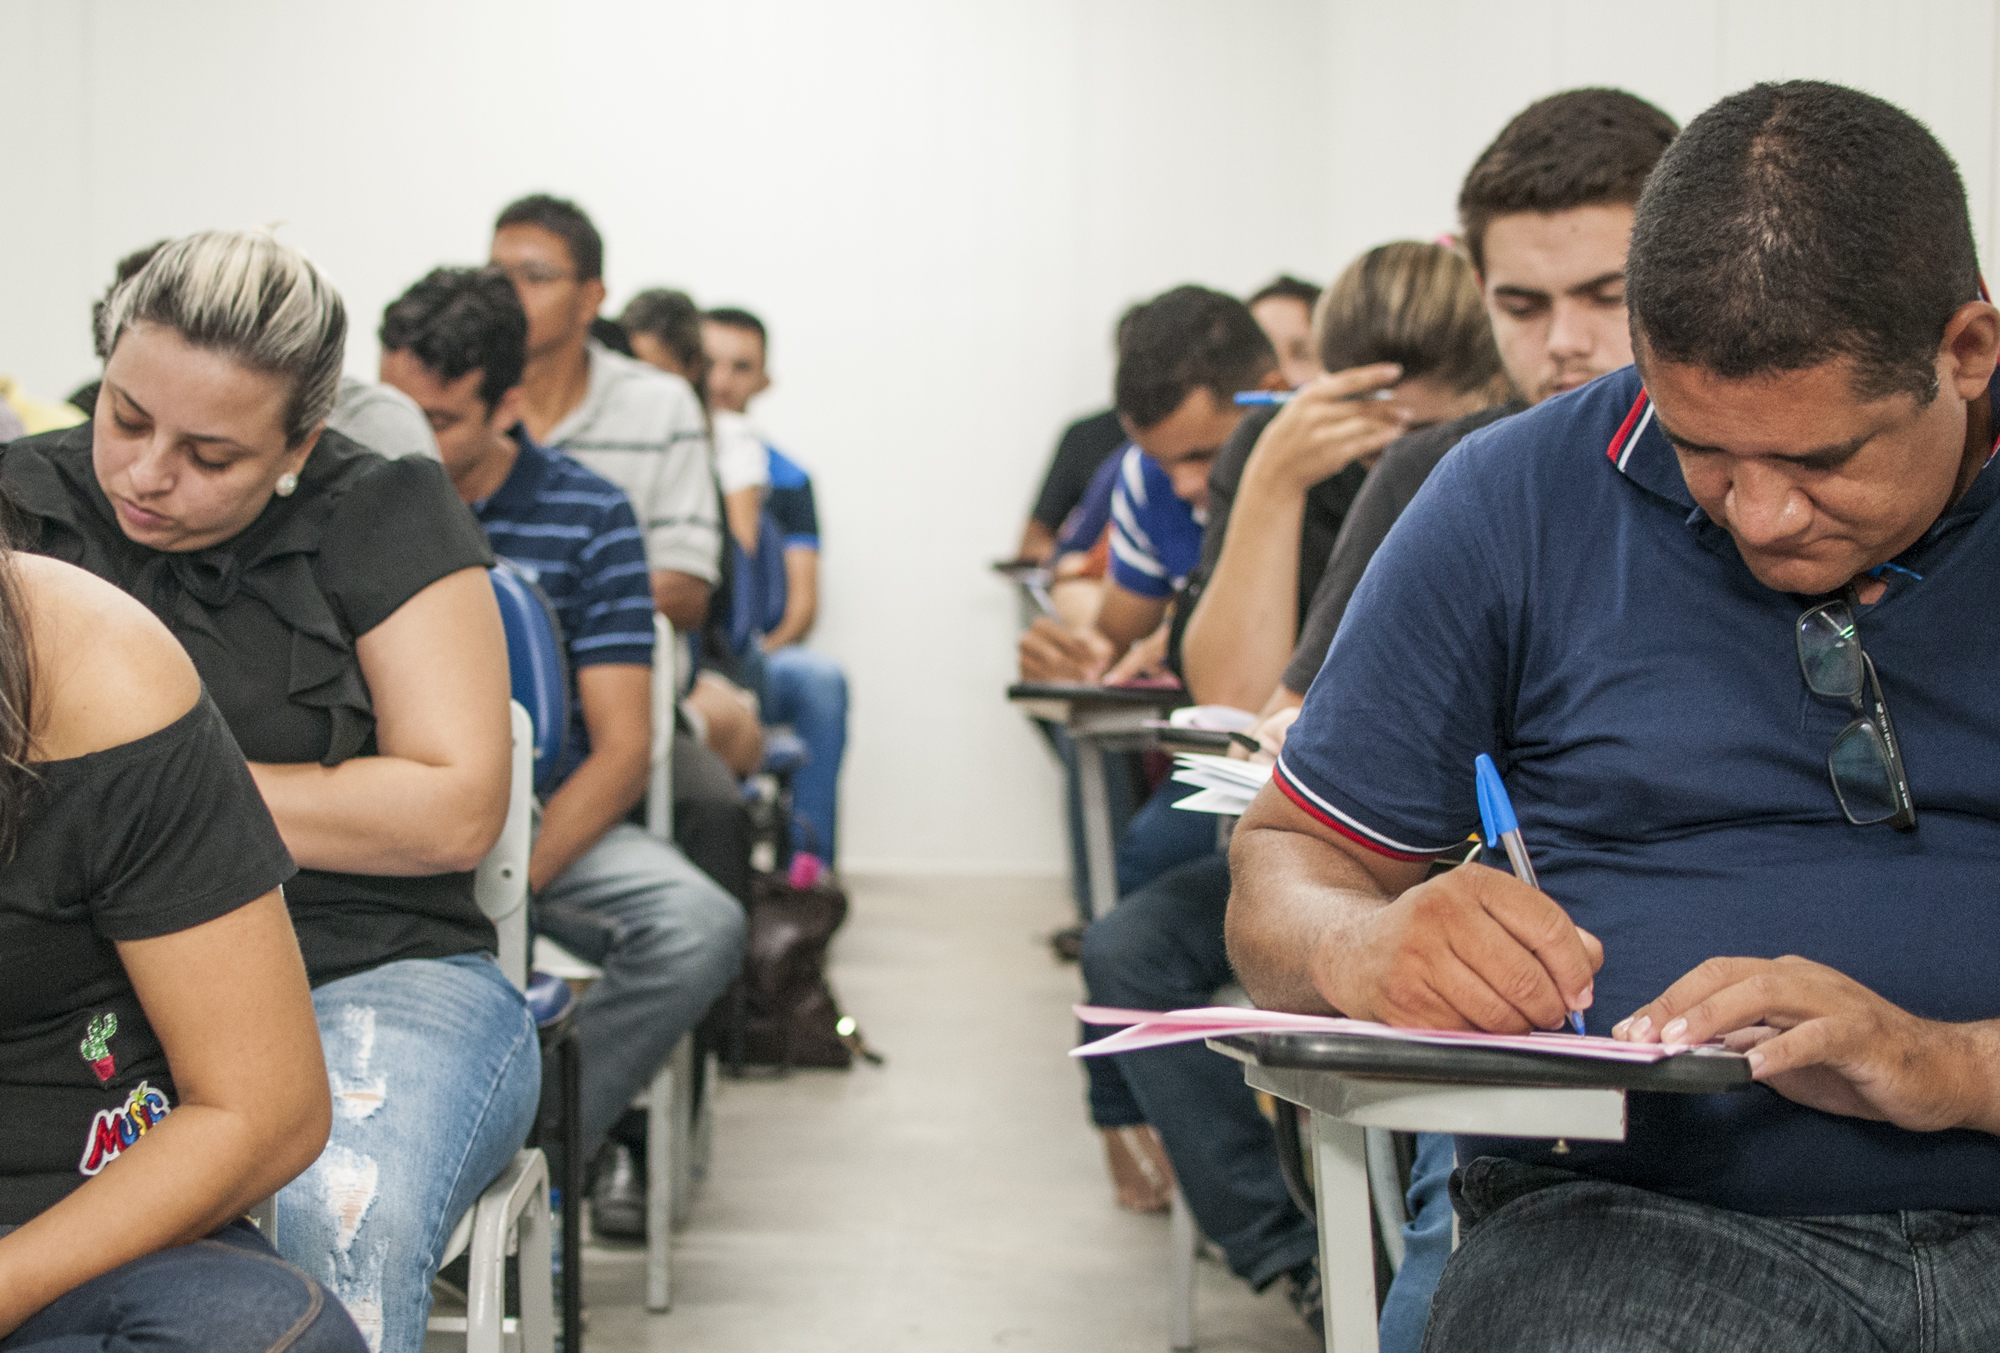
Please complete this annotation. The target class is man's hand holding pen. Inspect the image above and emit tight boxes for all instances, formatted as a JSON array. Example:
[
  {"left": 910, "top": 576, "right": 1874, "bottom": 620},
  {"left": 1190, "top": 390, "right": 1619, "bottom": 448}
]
[
  {"left": 1311, "top": 862, "right": 1603, "bottom": 1035},
  {"left": 1018, "top": 618, "right": 1114, "bottom": 683}
]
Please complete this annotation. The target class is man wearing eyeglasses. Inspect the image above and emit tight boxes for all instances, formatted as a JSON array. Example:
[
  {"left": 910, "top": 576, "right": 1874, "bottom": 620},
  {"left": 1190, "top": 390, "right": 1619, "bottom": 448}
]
[
  {"left": 1228, "top": 80, "right": 2000, "bottom": 1349},
  {"left": 489, "top": 194, "right": 719, "bottom": 633}
]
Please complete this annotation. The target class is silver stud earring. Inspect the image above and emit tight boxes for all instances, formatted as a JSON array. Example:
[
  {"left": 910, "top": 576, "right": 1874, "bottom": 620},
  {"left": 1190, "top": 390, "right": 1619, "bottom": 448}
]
[{"left": 275, "top": 472, "right": 299, "bottom": 498}]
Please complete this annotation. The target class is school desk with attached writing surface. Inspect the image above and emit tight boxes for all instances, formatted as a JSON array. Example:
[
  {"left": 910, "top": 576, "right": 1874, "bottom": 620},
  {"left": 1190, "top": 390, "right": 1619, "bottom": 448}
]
[
  {"left": 1008, "top": 681, "right": 1185, "bottom": 918},
  {"left": 1207, "top": 1029, "right": 1752, "bottom": 1353}
]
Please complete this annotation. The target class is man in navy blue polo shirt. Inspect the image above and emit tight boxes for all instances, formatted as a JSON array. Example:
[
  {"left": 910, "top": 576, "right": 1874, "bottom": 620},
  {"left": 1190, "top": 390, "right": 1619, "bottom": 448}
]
[
  {"left": 378, "top": 267, "right": 745, "bottom": 1238},
  {"left": 1230, "top": 81, "right": 2000, "bottom": 1348}
]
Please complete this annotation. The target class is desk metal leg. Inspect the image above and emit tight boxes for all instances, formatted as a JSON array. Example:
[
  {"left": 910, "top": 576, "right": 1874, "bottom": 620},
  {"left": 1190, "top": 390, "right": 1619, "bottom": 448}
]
[
  {"left": 1168, "top": 1185, "right": 1197, "bottom": 1351},
  {"left": 1074, "top": 736, "right": 1120, "bottom": 919},
  {"left": 562, "top": 1033, "right": 583, "bottom": 1353},
  {"left": 1311, "top": 1110, "right": 1378, "bottom": 1353}
]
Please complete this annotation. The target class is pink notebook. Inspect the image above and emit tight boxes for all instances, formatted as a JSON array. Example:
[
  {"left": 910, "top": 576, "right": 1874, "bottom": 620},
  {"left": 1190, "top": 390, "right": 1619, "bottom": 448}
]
[{"left": 1073, "top": 1005, "right": 1700, "bottom": 1063}]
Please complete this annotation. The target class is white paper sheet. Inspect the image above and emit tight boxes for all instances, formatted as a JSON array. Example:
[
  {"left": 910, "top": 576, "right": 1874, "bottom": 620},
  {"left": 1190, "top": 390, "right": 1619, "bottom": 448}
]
[
  {"left": 1169, "top": 754, "right": 1273, "bottom": 815},
  {"left": 1168, "top": 704, "right": 1261, "bottom": 733}
]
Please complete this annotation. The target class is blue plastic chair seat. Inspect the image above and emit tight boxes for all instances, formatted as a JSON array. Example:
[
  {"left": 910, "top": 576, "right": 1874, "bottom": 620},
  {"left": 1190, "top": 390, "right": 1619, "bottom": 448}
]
[{"left": 526, "top": 970, "right": 578, "bottom": 1029}]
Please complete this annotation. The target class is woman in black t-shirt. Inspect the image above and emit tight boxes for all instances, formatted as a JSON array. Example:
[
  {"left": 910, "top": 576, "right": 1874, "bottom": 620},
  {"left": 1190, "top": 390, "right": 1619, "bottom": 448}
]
[
  {"left": 0, "top": 540, "right": 361, "bottom": 1349},
  {"left": 2, "top": 232, "right": 541, "bottom": 1353}
]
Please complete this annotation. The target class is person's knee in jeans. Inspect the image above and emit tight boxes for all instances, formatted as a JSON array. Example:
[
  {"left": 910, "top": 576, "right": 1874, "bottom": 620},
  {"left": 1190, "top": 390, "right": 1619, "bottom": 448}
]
[
  {"left": 277, "top": 957, "right": 540, "bottom": 1353},
  {"left": 10, "top": 1221, "right": 367, "bottom": 1353},
  {"left": 1079, "top": 854, "right": 1231, "bottom": 1012},
  {"left": 1113, "top": 782, "right": 1225, "bottom": 898},
  {"left": 651, "top": 874, "right": 749, "bottom": 995}
]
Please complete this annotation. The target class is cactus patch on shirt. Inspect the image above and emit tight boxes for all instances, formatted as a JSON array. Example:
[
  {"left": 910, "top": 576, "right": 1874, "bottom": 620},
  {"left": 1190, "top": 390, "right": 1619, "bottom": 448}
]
[{"left": 80, "top": 1013, "right": 117, "bottom": 1083}]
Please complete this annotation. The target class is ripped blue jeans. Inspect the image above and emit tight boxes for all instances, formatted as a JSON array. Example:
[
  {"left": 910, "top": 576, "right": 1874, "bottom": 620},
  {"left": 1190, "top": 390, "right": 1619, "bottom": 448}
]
[{"left": 276, "top": 954, "right": 541, "bottom": 1353}]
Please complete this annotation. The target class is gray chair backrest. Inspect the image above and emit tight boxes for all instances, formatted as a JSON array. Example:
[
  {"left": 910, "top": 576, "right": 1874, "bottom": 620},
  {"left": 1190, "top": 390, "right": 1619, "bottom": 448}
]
[{"left": 472, "top": 701, "right": 534, "bottom": 991}]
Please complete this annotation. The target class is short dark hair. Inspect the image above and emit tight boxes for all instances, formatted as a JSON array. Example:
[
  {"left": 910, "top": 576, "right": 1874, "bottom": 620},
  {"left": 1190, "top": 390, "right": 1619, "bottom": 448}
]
[
  {"left": 1628, "top": 81, "right": 1979, "bottom": 403},
  {"left": 1458, "top": 89, "right": 1679, "bottom": 273},
  {"left": 624, "top": 289, "right": 707, "bottom": 371},
  {"left": 1248, "top": 275, "right": 1321, "bottom": 311},
  {"left": 379, "top": 267, "right": 527, "bottom": 411},
  {"left": 589, "top": 315, "right": 634, "bottom": 357},
  {"left": 494, "top": 193, "right": 603, "bottom": 282},
  {"left": 704, "top": 306, "right": 767, "bottom": 353},
  {"left": 1114, "top": 286, "right": 1277, "bottom": 430}
]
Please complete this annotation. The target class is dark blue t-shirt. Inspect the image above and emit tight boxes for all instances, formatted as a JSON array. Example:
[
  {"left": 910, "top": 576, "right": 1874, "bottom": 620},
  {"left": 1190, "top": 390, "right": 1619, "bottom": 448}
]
[
  {"left": 765, "top": 444, "right": 820, "bottom": 551},
  {"left": 1056, "top": 447, "right": 1124, "bottom": 557},
  {"left": 475, "top": 432, "right": 656, "bottom": 793},
  {"left": 1277, "top": 364, "right": 2000, "bottom": 1217}
]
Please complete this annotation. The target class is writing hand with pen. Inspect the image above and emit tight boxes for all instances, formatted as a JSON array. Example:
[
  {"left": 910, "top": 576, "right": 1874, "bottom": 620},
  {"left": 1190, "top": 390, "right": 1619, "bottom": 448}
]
[
  {"left": 1234, "top": 751, "right": 1602, "bottom": 1035},
  {"left": 1017, "top": 617, "right": 1114, "bottom": 683}
]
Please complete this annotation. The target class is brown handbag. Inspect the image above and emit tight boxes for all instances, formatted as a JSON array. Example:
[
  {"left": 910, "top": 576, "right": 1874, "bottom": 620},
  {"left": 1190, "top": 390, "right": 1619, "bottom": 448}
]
[{"left": 727, "top": 870, "right": 879, "bottom": 1070}]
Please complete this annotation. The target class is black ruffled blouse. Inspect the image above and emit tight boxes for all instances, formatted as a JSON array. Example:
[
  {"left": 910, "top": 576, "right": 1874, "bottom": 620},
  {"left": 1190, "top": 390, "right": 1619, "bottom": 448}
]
[{"left": 0, "top": 424, "right": 498, "bottom": 986}]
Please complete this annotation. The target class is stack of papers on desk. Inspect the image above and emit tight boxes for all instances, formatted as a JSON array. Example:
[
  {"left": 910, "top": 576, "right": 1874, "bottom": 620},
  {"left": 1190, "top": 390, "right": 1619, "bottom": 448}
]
[
  {"left": 1072, "top": 1005, "right": 1690, "bottom": 1063},
  {"left": 1171, "top": 754, "right": 1273, "bottom": 815}
]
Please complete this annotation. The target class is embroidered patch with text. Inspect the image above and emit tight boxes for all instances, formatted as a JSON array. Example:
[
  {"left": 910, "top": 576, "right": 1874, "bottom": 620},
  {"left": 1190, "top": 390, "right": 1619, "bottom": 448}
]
[{"left": 78, "top": 1081, "right": 170, "bottom": 1176}]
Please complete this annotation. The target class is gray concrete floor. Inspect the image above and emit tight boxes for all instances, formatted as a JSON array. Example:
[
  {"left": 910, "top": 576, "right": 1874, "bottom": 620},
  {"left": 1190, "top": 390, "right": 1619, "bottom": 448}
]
[{"left": 577, "top": 872, "right": 1318, "bottom": 1353}]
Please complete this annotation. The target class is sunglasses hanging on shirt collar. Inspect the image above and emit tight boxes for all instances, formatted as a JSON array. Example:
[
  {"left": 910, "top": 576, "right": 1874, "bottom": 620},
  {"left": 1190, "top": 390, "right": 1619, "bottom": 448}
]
[{"left": 1795, "top": 588, "right": 1917, "bottom": 829}]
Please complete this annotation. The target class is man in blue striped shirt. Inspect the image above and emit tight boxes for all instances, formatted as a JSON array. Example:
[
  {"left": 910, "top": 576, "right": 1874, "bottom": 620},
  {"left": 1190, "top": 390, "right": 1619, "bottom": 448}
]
[{"left": 380, "top": 268, "right": 744, "bottom": 1236}]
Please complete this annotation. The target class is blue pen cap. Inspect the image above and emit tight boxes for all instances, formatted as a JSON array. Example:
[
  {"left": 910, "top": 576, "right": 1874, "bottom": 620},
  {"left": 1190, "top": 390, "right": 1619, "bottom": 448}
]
[{"left": 1474, "top": 754, "right": 1517, "bottom": 847}]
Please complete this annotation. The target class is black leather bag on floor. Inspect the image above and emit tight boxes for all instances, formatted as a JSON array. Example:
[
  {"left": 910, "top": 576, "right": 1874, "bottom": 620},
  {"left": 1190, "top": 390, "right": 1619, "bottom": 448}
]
[{"left": 725, "top": 871, "right": 873, "bottom": 1070}]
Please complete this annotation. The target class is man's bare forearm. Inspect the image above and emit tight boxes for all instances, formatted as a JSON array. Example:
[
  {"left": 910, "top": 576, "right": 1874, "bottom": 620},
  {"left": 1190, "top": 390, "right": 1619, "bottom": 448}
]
[
  {"left": 1096, "top": 584, "right": 1166, "bottom": 655},
  {"left": 1183, "top": 472, "right": 1307, "bottom": 708},
  {"left": 1928, "top": 1018, "right": 2000, "bottom": 1135},
  {"left": 651, "top": 569, "right": 712, "bottom": 631},
  {"left": 529, "top": 745, "right": 649, "bottom": 893},
  {"left": 1225, "top": 807, "right": 1396, "bottom": 1014}
]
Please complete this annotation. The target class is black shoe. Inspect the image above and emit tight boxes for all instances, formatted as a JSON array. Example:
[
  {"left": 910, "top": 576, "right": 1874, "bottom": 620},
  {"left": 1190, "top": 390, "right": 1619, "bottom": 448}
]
[
  {"left": 1050, "top": 924, "right": 1086, "bottom": 962},
  {"left": 1283, "top": 1258, "right": 1322, "bottom": 1337},
  {"left": 590, "top": 1143, "right": 646, "bottom": 1240}
]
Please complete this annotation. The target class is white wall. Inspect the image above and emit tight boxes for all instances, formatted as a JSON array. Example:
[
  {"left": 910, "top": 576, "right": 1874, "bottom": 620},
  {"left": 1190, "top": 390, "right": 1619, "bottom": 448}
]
[
  {"left": 3, "top": 1, "right": 1997, "bottom": 875},
  {"left": 0, "top": 0, "right": 1333, "bottom": 876},
  {"left": 1317, "top": 0, "right": 2000, "bottom": 290}
]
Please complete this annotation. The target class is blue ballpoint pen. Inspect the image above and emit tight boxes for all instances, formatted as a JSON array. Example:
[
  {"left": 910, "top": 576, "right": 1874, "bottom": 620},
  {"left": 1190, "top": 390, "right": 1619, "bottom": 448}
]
[
  {"left": 1233, "top": 389, "right": 1397, "bottom": 407},
  {"left": 1474, "top": 754, "right": 1588, "bottom": 1036}
]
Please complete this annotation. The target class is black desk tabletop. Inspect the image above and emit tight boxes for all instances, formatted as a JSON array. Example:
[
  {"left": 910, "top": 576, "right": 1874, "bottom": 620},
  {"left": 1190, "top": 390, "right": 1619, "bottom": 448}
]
[
  {"left": 1006, "top": 681, "right": 1187, "bottom": 707},
  {"left": 1212, "top": 1030, "right": 1752, "bottom": 1095}
]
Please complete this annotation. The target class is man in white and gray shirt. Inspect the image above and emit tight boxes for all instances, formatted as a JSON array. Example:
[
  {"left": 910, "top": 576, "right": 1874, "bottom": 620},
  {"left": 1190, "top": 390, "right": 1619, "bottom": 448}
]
[
  {"left": 487, "top": 193, "right": 751, "bottom": 1238},
  {"left": 489, "top": 194, "right": 720, "bottom": 632}
]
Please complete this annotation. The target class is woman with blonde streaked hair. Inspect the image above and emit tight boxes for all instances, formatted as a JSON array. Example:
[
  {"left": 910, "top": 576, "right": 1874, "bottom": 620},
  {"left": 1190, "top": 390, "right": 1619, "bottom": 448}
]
[
  {"left": 1, "top": 230, "right": 538, "bottom": 1353},
  {"left": 1181, "top": 238, "right": 1509, "bottom": 711}
]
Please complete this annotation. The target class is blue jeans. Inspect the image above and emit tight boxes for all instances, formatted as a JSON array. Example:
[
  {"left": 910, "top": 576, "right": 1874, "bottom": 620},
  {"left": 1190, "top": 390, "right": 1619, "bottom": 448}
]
[
  {"left": 1079, "top": 853, "right": 1317, "bottom": 1289},
  {"left": 1381, "top": 1133, "right": 1455, "bottom": 1353},
  {"left": 1083, "top": 781, "right": 1219, "bottom": 1128},
  {"left": 276, "top": 955, "right": 540, "bottom": 1353},
  {"left": 1425, "top": 1156, "right": 2000, "bottom": 1352},
  {"left": 761, "top": 645, "right": 848, "bottom": 864},
  {"left": 534, "top": 823, "right": 746, "bottom": 1156},
  {"left": 0, "top": 1219, "right": 364, "bottom": 1352},
  {"left": 1115, "top": 779, "right": 1222, "bottom": 898}
]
